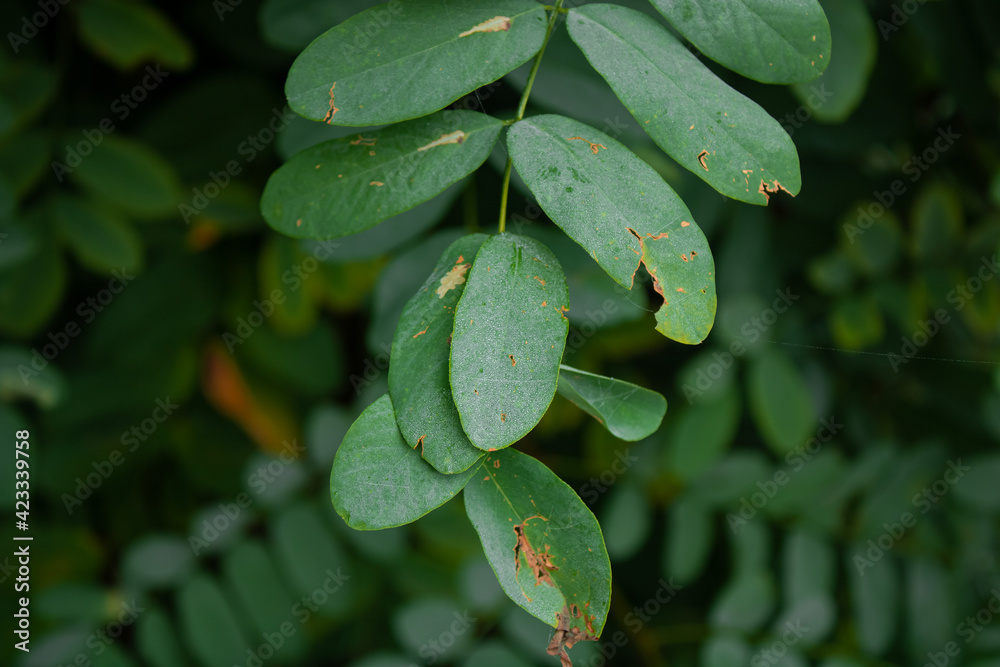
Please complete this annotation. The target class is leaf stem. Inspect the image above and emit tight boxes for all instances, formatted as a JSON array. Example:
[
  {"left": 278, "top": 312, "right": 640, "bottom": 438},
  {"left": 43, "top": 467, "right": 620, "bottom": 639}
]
[{"left": 498, "top": 0, "right": 564, "bottom": 233}]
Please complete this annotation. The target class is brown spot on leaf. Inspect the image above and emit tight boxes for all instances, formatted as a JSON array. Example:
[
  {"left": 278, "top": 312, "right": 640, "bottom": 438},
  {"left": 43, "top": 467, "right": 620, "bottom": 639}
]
[
  {"left": 533, "top": 275, "right": 546, "bottom": 286},
  {"left": 758, "top": 179, "right": 793, "bottom": 203},
  {"left": 350, "top": 134, "right": 377, "bottom": 146},
  {"left": 494, "top": 459, "right": 500, "bottom": 468},
  {"left": 296, "top": 219, "right": 302, "bottom": 227},
  {"left": 437, "top": 263, "right": 470, "bottom": 297},
  {"left": 418, "top": 130, "right": 468, "bottom": 152},
  {"left": 681, "top": 221, "right": 690, "bottom": 227},
  {"left": 412, "top": 327, "right": 428, "bottom": 338},
  {"left": 541, "top": 300, "right": 547, "bottom": 307},
  {"left": 459, "top": 15, "right": 511, "bottom": 37},
  {"left": 500, "top": 413, "right": 507, "bottom": 423},
  {"left": 509, "top": 354, "right": 516, "bottom": 367},
  {"left": 370, "top": 181, "right": 385, "bottom": 187},
  {"left": 455, "top": 255, "right": 465, "bottom": 264},
  {"left": 322, "top": 83, "right": 339, "bottom": 123},
  {"left": 513, "top": 516, "right": 556, "bottom": 590},
  {"left": 697, "top": 150, "right": 709, "bottom": 171},
  {"left": 567, "top": 136, "right": 607, "bottom": 154},
  {"left": 417, "top": 435, "right": 426, "bottom": 454}
]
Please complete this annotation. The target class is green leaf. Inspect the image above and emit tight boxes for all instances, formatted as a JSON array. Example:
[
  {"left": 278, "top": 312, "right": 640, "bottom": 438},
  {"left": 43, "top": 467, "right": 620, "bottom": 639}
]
[
  {"left": 911, "top": 183, "right": 963, "bottom": 262},
  {"left": 710, "top": 570, "right": 776, "bottom": 633},
  {"left": 451, "top": 234, "right": 569, "bottom": 451},
  {"left": 701, "top": 635, "right": 751, "bottom": 667},
  {"left": 783, "top": 529, "right": 834, "bottom": 604},
  {"left": 556, "top": 365, "right": 666, "bottom": 440},
  {"left": 507, "top": 114, "right": 717, "bottom": 343},
  {"left": 259, "top": 0, "right": 348, "bottom": 52},
  {"left": 664, "top": 495, "right": 713, "bottom": 584},
  {"left": 746, "top": 350, "right": 816, "bottom": 455},
  {"left": 51, "top": 195, "right": 143, "bottom": 275},
  {"left": 135, "top": 607, "right": 187, "bottom": 667},
  {"left": 285, "top": 0, "right": 548, "bottom": 126},
  {"left": 177, "top": 574, "right": 251, "bottom": 667},
  {"left": 68, "top": 135, "right": 182, "bottom": 219},
  {"left": 600, "top": 483, "right": 651, "bottom": 561},
  {"left": 223, "top": 542, "right": 307, "bottom": 662},
  {"left": 389, "top": 233, "right": 488, "bottom": 474},
  {"left": 792, "top": 0, "right": 876, "bottom": 122},
  {"left": 331, "top": 394, "right": 478, "bottom": 529},
  {"left": 905, "top": 558, "right": 954, "bottom": 662},
  {"left": 261, "top": 110, "right": 502, "bottom": 239},
  {"left": 847, "top": 543, "right": 898, "bottom": 656},
  {"left": 241, "top": 320, "right": 343, "bottom": 398},
  {"left": 0, "top": 229, "right": 66, "bottom": 339},
  {"left": 76, "top": 0, "right": 193, "bottom": 70},
  {"left": 301, "top": 181, "right": 463, "bottom": 262},
  {"left": 566, "top": 5, "right": 801, "bottom": 205},
  {"left": 464, "top": 448, "right": 611, "bottom": 645},
  {"left": 121, "top": 535, "right": 193, "bottom": 590},
  {"left": 649, "top": 0, "right": 832, "bottom": 84},
  {"left": 952, "top": 454, "right": 1000, "bottom": 511},
  {"left": 0, "top": 346, "right": 66, "bottom": 408},
  {"left": 270, "top": 502, "right": 353, "bottom": 617},
  {"left": 257, "top": 234, "right": 319, "bottom": 335},
  {"left": 664, "top": 387, "right": 740, "bottom": 480}
]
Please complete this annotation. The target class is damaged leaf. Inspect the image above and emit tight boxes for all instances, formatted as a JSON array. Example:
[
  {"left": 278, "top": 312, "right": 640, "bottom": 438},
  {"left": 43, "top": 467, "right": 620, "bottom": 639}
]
[
  {"left": 649, "top": 0, "right": 832, "bottom": 84},
  {"left": 285, "top": 0, "right": 547, "bottom": 126},
  {"left": 450, "top": 234, "right": 569, "bottom": 451},
  {"left": 464, "top": 448, "right": 611, "bottom": 647},
  {"left": 261, "top": 110, "right": 502, "bottom": 239},
  {"left": 330, "top": 394, "right": 478, "bottom": 529},
  {"left": 389, "top": 234, "right": 489, "bottom": 474},
  {"left": 556, "top": 365, "right": 667, "bottom": 441},
  {"left": 566, "top": 4, "right": 801, "bottom": 205},
  {"left": 507, "top": 114, "right": 716, "bottom": 343}
]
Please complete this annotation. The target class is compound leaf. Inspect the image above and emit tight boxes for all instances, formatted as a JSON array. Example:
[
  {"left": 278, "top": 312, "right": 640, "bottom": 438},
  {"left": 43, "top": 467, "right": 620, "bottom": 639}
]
[
  {"left": 450, "top": 234, "right": 569, "bottom": 451},
  {"left": 330, "top": 394, "right": 477, "bottom": 529},
  {"left": 261, "top": 110, "right": 502, "bottom": 239},
  {"left": 286, "top": 0, "right": 548, "bottom": 126},
  {"left": 507, "top": 114, "right": 716, "bottom": 342},
  {"left": 556, "top": 365, "right": 666, "bottom": 441},
  {"left": 389, "top": 233, "right": 489, "bottom": 474},
  {"left": 567, "top": 4, "right": 800, "bottom": 205}
]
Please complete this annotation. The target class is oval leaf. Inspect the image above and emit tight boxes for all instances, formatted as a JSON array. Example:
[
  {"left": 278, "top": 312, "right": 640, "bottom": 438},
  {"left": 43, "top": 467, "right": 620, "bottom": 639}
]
[
  {"left": 464, "top": 448, "right": 611, "bottom": 656},
  {"left": 556, "top": 365, "right": 666, "bottom": 441},
  {"left": 389, "top": 233, "right": 489, "bottom": 473},
  {"left": 177, "top": 574, "right": 250, "bottom": 667},
  {"left": 649, "top": 0, "right": 832, "bottom": 84},
  {"left": 286, "top": 0, "right": 548, "bottom": 126},
  {"left": 67, "top": 135, "right": 181, "bottom": 218},
  {"left": 508, "top": 114, "right": 717, "bottom": 343},
  {"left": 76, "top": 0, "right": 193, "bottom": 71},
  {"left": 566, "top": 4, "right": 801, "bottom": 205},
  {"left": 450, "top": 234, "right": 569, "bottom": 451},
  {"left": 261, "top": 110, "right": 502, "bottom": 239},
  {"left": 847, "top": 542, "right": 898, "bottom": 656},
  {"left": 331, "top": 394, "right": 479, "bottom": 529},
  {"left": 791, "top": 0, "right": 876, "bottom": 122},
  {"left": 746, "top": 350, "right": 816, "bottom": 455},
  {"left": 51, "top": 195, "right": 143, "bottom": 275}
]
